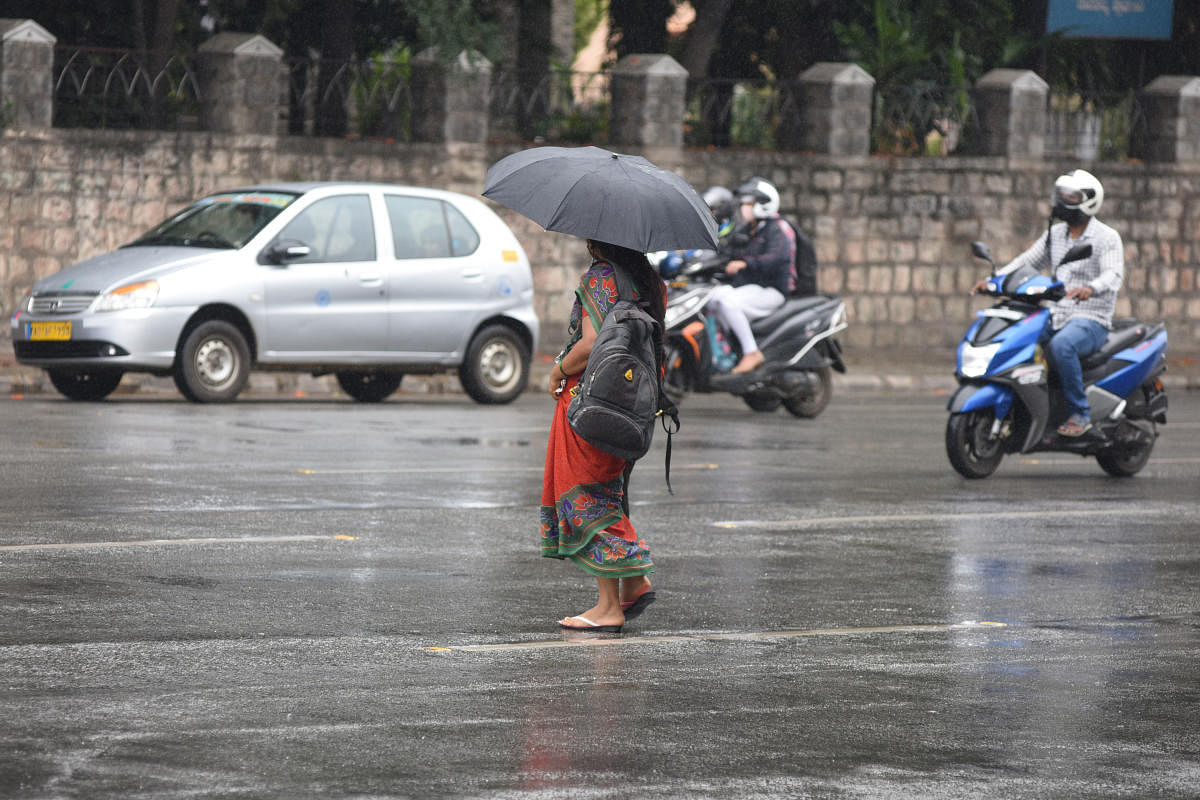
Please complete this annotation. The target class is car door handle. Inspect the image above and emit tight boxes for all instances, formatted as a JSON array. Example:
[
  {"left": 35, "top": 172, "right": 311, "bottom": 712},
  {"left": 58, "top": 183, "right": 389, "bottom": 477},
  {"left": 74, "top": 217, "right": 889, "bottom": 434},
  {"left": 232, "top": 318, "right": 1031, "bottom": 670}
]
[
  {"left": 460, "top": 270, "right": 484, "bottom": 281},
  {"left": 357, "top": 273, "right": 383, "bottom": 285}
]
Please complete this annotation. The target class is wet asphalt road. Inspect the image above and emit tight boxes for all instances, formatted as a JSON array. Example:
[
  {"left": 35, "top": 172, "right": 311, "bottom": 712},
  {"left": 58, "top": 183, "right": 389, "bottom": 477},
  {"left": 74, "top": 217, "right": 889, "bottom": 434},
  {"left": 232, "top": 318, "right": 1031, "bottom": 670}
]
[{"left": 1, "top": 387, "right": 1198, "bottom": 799}]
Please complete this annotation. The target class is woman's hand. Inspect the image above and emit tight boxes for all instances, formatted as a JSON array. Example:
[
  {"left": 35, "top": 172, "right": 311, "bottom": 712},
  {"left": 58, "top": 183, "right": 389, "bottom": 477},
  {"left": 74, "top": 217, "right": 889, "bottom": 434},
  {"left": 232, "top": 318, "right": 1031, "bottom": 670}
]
[
  {"left": 550, "top": 309, "right": 598, "bottom": 400},
  {"left": 548, "top": 362, "right": 566, "bottom": 398}
]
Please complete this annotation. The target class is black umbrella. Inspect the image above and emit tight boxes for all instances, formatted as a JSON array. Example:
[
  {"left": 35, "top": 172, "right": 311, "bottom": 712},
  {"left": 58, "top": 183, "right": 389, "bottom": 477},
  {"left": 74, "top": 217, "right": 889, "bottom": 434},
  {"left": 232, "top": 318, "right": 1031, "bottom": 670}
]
[{"left": 482, "top": 145, "right": 718, "bottom": 252}]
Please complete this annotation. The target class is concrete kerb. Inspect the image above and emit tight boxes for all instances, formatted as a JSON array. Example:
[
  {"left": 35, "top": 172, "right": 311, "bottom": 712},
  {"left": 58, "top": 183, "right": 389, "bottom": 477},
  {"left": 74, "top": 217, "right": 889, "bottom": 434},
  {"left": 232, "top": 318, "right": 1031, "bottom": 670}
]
[{"left": 3, "top": 356, "right": 1196, "bottom": 400}]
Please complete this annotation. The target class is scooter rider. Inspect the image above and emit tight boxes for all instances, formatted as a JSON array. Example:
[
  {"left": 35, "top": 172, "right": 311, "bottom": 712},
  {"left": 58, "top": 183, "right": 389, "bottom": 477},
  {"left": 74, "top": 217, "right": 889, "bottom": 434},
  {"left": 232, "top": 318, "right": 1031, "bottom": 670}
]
[
  {"left": 709, "top": 177, "right": 797, "bottom": 374},
  {"left": 971, "top": 169, "right": 1124, "bottom": 437},
  {"left": 702, "top": 185, "right": 739, "bottom": 249}
]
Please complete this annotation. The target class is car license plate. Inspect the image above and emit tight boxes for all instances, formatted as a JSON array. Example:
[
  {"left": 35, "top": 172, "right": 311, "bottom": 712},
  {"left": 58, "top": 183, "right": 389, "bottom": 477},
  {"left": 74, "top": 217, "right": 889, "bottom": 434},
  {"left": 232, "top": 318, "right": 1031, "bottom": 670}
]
[{"left": 28, "top": 321, "right": 72, "bottom": 341}]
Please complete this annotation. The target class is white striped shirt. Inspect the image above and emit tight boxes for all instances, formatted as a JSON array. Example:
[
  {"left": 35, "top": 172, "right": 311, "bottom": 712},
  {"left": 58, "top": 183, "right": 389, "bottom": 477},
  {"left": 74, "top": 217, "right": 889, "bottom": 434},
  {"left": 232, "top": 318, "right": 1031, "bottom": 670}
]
[{"left": 997, "top": 217, "right": 1124, "bottom": 330}]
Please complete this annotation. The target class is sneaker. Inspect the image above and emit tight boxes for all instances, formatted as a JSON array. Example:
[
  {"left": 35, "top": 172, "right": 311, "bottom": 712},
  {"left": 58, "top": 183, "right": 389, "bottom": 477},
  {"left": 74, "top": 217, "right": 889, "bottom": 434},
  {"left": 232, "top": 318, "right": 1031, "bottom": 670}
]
[{"left": 1057, "top": 415, "right": 1092, "bottom": 437}]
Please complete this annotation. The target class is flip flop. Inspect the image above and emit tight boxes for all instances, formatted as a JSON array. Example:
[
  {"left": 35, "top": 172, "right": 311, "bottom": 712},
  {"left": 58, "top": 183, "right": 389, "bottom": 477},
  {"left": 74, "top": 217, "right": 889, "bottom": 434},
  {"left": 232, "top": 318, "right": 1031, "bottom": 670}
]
[
  {"left": 620, "top": 590, "right": 656, "bottom": 621},
  {"left": 558, "top": 615, "right": 622, "bottom": 633}
]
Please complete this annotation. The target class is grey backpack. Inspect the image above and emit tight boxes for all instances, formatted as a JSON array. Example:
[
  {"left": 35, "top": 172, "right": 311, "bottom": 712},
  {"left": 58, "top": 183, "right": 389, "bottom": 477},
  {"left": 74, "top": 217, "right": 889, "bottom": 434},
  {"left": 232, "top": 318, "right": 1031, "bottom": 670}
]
[{"left": 567, "top": 266, "right": 677, "bottom": 466}]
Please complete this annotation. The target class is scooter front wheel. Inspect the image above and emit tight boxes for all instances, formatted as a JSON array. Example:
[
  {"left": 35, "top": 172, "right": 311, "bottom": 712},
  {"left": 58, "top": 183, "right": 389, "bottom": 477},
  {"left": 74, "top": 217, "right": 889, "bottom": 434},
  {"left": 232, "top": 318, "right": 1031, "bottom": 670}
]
[
  {"left": 946, "top": 410, "right": 1005, "bottom": 479},
  {"left": 662, "top": 342, "right": 689, "bottom": 407}
]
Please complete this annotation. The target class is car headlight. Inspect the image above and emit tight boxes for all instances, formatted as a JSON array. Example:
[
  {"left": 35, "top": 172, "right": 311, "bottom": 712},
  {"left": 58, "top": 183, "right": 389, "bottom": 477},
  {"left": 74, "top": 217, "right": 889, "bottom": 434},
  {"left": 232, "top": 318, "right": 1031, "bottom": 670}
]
[
  {"left": 959, "top": 342, "right": 1001, "bottom": 378},
  {"left": 95, "top": 280, "right": 159, "bottom": 312}
]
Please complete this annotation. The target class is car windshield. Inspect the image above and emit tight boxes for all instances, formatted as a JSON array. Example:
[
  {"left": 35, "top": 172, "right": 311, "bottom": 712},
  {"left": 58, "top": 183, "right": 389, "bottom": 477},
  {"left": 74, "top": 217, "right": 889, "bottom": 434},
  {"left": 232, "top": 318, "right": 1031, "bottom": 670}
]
[{"left": 126, "top": 191, "right": 299, "bottom": 250}]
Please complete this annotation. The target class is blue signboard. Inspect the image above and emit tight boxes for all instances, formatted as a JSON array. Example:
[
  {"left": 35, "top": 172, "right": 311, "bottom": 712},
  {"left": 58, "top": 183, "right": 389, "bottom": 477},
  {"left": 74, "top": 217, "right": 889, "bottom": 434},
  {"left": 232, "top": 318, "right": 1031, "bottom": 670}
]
[{"left": 1046, "top": 0, "right": 1175, "bottom": 39}]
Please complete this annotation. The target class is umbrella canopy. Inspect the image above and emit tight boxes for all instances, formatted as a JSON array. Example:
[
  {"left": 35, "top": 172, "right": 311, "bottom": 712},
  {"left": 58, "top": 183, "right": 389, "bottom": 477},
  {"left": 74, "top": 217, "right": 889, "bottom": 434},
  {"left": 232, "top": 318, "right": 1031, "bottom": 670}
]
[{"left": 482, "top": 146, "right": 718, "bottom": 252}]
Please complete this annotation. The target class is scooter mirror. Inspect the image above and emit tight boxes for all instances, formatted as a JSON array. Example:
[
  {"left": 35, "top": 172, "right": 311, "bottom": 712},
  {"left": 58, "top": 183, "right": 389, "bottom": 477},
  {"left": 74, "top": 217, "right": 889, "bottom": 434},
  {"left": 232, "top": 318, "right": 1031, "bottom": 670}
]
[
  {"left": 1061, "top": 243, "right": 1093, "bottom": 264},
  {"left": 970, "top": 241, "right": 993, "bottom": 264}
]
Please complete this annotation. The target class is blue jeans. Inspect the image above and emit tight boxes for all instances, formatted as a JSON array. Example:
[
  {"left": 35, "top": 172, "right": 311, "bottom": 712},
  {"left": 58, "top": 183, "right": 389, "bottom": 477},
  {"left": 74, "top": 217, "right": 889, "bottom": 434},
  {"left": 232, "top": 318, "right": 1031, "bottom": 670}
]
[{"left": 1042, "top": 317, "right": 1108, "bottom": 419}]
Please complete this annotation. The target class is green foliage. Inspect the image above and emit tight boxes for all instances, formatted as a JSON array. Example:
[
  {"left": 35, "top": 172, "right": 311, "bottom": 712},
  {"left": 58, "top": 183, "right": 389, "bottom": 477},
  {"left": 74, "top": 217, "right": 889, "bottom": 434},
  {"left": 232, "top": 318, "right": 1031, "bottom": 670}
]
[
  {"left": 404, "top": 0, "right": 501, "bottom": 63},
  {"left": 353, "top": 47, "right": 413, "bottom": 140}
]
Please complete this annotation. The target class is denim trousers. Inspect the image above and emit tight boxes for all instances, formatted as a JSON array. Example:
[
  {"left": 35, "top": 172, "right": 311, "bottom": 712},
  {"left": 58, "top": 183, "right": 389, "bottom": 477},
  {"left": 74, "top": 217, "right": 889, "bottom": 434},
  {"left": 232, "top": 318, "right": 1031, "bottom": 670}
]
[{"left": 1042, "top": 316, "right": 1108, "bottom": 419}]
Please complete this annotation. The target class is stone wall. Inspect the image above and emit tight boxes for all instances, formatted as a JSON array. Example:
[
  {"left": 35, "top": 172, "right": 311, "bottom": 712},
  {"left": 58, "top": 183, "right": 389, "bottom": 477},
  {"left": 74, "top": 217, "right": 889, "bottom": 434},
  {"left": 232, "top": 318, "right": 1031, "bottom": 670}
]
[{"left": 2, "top": 129, "right": 1198, "bottom": 374}]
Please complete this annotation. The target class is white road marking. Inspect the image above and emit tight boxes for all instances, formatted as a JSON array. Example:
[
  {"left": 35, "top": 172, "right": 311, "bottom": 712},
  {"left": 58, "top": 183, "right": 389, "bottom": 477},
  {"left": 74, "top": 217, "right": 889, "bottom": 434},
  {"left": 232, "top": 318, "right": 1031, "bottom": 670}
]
[
  {"left": 712, "top": 507, "right": 1166, "bottom": 530},
  {"left": 438, "top": 621, "right": 1008, "bottom": 653},
  {"left": 0, "top": 534, "right": 340, "bottom": 553}
]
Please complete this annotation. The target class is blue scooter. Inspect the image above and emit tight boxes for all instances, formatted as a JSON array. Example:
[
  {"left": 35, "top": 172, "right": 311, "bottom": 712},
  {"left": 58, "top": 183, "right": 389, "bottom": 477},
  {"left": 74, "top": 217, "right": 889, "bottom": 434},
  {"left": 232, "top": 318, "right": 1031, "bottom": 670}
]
[{"left": 945, "top": 241, "right": 1168, "bottom": 479}]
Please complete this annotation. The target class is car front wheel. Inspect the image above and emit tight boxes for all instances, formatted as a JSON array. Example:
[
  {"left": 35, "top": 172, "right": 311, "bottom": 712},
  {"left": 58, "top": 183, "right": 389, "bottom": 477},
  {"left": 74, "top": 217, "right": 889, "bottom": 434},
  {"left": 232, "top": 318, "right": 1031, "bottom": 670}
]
[
  {"left": 174, "top": 320, "right": 251, "bottom": 403},
  {"left": 47, "top": 368, "right": 124, "bottom": 401},
  {"left": 459, "top": 324, "right": 529, "bottom": 405}
]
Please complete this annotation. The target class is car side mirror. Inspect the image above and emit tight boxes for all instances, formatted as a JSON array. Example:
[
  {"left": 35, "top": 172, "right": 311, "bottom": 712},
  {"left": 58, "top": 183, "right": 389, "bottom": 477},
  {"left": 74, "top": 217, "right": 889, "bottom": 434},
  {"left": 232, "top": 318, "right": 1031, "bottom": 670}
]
[
  {"left": 262, "top": 239, "right": 311, "bottom": 265},
  {"left": 1061, "top": 243, "right": 1092, "bottom": 264}
]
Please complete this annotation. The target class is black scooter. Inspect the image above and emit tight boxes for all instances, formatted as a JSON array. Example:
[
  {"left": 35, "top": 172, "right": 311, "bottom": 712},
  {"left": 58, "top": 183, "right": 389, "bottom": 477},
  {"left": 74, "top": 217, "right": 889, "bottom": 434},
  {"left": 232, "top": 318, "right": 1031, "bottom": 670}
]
[{"left": 659, "top": 251, "right": 848, "bottom": 417}]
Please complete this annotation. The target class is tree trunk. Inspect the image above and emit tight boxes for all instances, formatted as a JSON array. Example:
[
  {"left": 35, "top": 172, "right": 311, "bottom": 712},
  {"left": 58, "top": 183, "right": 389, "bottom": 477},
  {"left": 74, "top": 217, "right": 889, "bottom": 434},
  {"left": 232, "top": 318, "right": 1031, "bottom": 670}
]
[
  {"left": 316, "top": 0, "right": 355, "bottom": 137},
  {"left": 677, "top": 0, "right": 733, "bottom": 81},
  {"left": 517, "top": 0, "right": 553, "bottom": 140},
  {"left": 609, "top": 0, "right": 673, "bottom": 58}
]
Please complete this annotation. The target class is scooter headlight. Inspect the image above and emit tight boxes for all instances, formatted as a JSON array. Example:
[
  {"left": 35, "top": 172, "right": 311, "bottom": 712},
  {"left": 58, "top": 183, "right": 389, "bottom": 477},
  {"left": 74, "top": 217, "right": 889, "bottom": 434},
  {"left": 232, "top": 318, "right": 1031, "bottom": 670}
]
[{"left": 959, "top": 342, "right": 1000, "bottom": 378}]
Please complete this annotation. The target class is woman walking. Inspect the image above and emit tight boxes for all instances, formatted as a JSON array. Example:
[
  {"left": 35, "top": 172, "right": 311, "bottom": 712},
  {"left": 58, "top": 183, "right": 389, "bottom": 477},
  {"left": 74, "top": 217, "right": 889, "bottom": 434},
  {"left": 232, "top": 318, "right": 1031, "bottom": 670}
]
[{"left": 541, "top": 239, "right": 665, "bottom": 632}]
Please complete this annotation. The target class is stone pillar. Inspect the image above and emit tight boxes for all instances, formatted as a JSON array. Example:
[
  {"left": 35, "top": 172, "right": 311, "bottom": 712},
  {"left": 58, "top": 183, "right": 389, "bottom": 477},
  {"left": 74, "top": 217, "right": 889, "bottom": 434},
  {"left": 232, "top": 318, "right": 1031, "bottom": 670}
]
[
  {"left": 0, "top": 19, "right": 56, "bottom": 129},
  {"left": 410, "top": 49, "right": 492, "bottom": 144},
  {"left": 973, "top": 69, "right": 1048, "bottom": 158},
  {"left": 610, "top": 53, "right": 687, "bottom": 149},
  {"left": 786, "top": 63, "right": 874, "bottom": 156},
  {"left": 196, "top": 33, "right": 284, "bottom": 135},
  {"left": 1134, "top": 75, "right": 1200, "bottom": 163}
]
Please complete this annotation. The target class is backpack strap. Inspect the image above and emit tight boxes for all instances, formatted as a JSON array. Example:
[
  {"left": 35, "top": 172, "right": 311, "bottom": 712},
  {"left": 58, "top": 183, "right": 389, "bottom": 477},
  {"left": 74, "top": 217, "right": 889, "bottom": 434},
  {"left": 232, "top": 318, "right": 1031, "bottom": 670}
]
[{"left": 612, "top": 263, "right": 678, "bottom": 495}]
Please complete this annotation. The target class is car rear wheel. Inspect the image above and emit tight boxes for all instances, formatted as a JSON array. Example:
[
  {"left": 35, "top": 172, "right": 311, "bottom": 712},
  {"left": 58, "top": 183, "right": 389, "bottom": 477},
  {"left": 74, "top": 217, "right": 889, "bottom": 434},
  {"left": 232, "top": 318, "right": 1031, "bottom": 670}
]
[
  {"left": 174, "top": 320, "right": 251, "bottom": 403},
  {"left": 47, "top": 368, "right": 124, "bottom": 401},
  {"left": 336, "top": 370, "right": 403, "bottom": 402},
  {"left": 459, "top": 324, "right": 529, "bottom": 405}
]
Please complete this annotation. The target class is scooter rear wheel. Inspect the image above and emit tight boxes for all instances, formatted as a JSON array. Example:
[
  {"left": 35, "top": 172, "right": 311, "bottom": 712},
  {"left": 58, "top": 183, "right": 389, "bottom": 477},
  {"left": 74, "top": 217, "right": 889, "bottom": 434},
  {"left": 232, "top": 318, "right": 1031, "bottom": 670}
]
[
  {"left": 743, "top": 391, "right": 782, "bottom": 412},
  {"left": 1095, "top": 420, "right": 1156, "bottom": 477},
  {"left": 783, "top": 366, "right": 832, "bottom": 418},
  {"left": 946, "top": 410, "right": 1004, "bottom": 479}
]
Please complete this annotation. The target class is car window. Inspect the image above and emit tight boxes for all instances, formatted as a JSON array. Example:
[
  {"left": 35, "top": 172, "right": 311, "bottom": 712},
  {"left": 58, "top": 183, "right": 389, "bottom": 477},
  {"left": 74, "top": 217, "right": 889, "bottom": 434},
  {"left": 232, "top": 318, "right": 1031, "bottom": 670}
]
[
  {"left": 128, "top": 191, "right": 296, "bottom": 249},
  {"left": 445, "top": 202, "right": 480, "bottom": 256},
  {"left": 277, "top": 194, "right": 375, "bottom": 262},
  {"left": 386, "top": 195, "right": 479, "bottom": 259}
]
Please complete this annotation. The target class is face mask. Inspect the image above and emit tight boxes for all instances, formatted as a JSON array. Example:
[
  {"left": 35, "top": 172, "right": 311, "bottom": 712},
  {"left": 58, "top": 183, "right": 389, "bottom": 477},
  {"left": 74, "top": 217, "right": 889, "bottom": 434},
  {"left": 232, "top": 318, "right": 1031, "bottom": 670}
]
[{"left": 1052, "top": 202, "right": 1087, "bottom": 227}]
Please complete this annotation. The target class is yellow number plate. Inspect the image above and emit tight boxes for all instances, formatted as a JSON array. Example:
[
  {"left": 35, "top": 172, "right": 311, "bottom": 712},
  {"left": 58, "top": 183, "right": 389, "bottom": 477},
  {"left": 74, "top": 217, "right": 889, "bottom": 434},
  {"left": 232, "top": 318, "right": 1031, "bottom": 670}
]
[{"left": 28, "top": 321, "right": 72, "bottom": 341}]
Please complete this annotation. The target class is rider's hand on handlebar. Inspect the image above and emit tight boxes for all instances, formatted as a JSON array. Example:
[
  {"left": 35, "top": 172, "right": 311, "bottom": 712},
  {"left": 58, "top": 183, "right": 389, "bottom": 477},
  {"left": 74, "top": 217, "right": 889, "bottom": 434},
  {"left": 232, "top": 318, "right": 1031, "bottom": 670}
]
[
  {"left": 1065, "top": 285, "right": 1094, "bottom": 302},
  {"left": 725, "top": 260, "right": 747, "bottom": 275},
  {"left": 970, "top": 278, "right": 991, "bottom": 295}
]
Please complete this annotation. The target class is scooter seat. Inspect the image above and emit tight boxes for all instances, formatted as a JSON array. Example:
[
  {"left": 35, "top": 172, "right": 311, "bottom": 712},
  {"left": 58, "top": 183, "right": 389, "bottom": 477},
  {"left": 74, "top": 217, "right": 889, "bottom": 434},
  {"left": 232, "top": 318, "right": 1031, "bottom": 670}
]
[
  {"left": 751, "top": 295, "right": 837, "bottom": 337},
  {"left": 1080, "top": 324, "right": 1147, "bottom": 370}
]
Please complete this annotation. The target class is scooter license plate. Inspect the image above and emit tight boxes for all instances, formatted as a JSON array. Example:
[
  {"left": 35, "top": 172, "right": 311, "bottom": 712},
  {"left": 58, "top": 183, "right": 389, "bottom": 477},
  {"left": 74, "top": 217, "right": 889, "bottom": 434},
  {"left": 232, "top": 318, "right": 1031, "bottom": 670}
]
[{"left": 27, "top": 321, "right": 72, "bottom": 341}]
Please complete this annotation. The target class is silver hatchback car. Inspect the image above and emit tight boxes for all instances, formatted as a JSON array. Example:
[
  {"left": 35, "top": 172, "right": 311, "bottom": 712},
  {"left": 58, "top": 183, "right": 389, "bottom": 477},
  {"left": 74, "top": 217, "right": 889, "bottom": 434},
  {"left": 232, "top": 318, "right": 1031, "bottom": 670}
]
[{"left": 12, "top": 183, "right": 539, "bottom": 403}]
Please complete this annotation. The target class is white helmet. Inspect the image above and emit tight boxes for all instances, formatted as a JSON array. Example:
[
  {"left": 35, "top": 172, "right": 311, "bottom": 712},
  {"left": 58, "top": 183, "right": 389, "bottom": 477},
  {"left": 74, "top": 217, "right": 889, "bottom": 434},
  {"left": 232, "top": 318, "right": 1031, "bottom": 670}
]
[
  {"left": 1053, "top": 169, "right": 1104, "bottom": 217},
  {"left": 702, "top": 185, "right": 735, "bottom": 224},
  {"left": 736, "top": 177, "right": 779, "bottom": 219}
]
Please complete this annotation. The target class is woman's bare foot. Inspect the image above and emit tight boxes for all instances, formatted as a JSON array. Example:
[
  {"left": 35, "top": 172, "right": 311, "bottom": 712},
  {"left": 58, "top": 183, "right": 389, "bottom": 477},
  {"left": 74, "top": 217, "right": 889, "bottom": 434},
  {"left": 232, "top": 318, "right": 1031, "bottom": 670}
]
[
  {"left": 619, "top": 576, "right": 652, "bottom": 608},
  {"left": 558, "top": 601, "right": 624, "bottom": 629},
  {"left": 732, "top": 350, "right": 764, "bottom": 374}
]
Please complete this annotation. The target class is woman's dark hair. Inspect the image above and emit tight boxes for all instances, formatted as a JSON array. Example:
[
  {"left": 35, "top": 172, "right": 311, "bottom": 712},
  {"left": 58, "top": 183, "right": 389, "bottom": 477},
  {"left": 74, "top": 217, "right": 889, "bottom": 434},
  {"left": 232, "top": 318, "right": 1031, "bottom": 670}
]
[{"left": 587, "top": 240, "right": 666, "bottom": 328}]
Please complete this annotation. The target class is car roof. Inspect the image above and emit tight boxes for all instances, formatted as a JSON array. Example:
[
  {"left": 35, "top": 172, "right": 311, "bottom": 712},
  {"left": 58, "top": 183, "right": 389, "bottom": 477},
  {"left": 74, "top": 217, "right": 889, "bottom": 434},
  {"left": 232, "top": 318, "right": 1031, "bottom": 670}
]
[{"left": 218, "top": 182, "right": 472, "bottom": 202}]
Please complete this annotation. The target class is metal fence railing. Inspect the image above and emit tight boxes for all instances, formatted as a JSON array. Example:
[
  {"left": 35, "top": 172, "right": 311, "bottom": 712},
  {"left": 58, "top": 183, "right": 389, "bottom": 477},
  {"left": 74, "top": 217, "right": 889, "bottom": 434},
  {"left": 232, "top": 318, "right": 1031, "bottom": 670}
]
[
  {"left": 42, "top": 45, "right": 1150, "bottom": 161},
  {"left": 53, "top": 46, "right": 203, "bottom": 130},
  {"left": 1044, "top": 91, "right": 1146, "bottom": 162}
]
